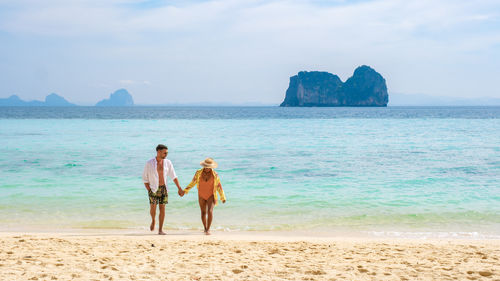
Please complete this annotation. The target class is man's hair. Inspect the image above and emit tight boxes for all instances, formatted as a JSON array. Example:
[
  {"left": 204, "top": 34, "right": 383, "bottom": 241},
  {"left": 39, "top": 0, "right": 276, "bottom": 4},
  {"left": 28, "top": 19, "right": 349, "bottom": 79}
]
[{"left": 156, "top": 144, "right": 168, "bottom": 151}]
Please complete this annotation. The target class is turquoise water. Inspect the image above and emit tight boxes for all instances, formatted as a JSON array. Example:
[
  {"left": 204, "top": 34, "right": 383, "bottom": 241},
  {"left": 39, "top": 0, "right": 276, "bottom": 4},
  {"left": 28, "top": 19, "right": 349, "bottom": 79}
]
[{"left": 1, "top": 108, "right": 499, "bottom": 237}]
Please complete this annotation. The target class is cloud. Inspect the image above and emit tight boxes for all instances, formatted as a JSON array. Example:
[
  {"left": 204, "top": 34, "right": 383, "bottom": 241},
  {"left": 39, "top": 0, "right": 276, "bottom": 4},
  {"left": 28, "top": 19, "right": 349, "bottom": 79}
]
[
  {"left": 0, "top": 1, "right": 495, "bottom": 31},
  {"left": 1, "top": 0, "right": 498, "bottom": 55},
  {"left": 1, "top": 0, "right": 498, "bottom": 52},
  {"left": 0, "top": 0, "right": 499, "bottom": 102},
  {"left": 119, "top": 80, "right": 151, "bottom": 85}
]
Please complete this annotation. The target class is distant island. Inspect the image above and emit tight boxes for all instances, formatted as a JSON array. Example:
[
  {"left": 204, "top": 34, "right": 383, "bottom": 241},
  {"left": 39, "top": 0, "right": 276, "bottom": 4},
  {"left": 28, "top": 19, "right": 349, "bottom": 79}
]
[
  {"left": 0, "top": 93, "right": 76, "bottom": 106},
  {"left": 280, "top": 65, "right": 388, "bottom": 107},
  {"left": 0, "top": 89, "right": 134, "bottom": 106},
  {"left": 96, "top": 89, "right": 134, "bottom": 106}
]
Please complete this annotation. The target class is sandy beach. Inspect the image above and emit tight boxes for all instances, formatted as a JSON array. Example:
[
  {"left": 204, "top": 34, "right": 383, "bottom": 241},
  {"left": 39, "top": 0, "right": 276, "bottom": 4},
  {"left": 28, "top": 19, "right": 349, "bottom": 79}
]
[{"left": 1, "top": 231, "right": 499, "bottom": 280}]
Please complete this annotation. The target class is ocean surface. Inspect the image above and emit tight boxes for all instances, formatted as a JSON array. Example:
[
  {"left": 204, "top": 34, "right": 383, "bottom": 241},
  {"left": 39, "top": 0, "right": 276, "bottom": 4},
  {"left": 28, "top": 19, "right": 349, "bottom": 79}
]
[{"left": 1, "top": 106, "right": 499, "bottom": 238}]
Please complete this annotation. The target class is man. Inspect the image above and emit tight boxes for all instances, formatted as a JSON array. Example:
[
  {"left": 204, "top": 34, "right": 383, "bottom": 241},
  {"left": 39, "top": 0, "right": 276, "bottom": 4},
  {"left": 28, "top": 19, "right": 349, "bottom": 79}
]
[{"left": 142, "top": 144, "right": 183, "bottom": 235}]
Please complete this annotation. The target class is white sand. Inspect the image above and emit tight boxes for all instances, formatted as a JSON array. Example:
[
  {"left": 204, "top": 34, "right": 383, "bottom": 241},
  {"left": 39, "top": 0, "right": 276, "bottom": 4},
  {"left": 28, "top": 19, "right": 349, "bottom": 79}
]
[{"left": 1, "top": 231, "right": 499, "bottom": 280}]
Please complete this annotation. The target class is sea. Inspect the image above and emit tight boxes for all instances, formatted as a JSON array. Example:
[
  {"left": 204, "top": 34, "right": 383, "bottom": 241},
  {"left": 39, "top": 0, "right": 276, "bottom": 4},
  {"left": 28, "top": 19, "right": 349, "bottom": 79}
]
[{"left": 0, "top": 106, "right": 499, "bottom": 239}]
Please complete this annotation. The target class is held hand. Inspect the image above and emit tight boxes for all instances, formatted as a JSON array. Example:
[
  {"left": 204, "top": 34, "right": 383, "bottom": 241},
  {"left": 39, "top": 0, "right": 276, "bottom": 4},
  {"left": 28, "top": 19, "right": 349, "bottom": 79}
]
[{"left": 178, "top": 189, "right": 185, "bottom": 197}]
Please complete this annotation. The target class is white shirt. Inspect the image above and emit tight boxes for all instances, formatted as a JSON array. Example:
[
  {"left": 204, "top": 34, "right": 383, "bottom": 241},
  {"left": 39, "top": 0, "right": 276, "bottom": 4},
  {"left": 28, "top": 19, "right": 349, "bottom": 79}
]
[{"left": 142, "top": 158, "right": 177, "bottom": 193}]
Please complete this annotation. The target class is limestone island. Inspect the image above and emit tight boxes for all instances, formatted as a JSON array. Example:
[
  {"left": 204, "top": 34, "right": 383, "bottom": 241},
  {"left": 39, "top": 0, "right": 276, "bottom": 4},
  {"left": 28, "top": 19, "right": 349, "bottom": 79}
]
[
  {"left": 95, "top": 89, "right": 134, "bottom": 106},
  {"left": 0, "top": 93, "right": 76, "bottom": 106},
  {"left": 280, "top": 65, "right": 388, "bottom": 107}
]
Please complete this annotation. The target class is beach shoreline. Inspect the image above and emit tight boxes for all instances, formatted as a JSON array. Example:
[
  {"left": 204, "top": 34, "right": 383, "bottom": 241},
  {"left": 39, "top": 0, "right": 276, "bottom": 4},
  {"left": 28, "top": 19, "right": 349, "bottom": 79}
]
[
  {"left": 2, "top": 226, "right": 500, "bottom": 240},
  {"left": 1, "top": 231, "right": 499, "bottom": 280}
]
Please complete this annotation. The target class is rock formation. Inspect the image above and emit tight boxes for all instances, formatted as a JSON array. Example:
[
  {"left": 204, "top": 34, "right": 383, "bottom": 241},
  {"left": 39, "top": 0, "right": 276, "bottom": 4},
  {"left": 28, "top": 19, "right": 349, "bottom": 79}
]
[
  {"left": 280, "top": 65, "right": 388, "bottom": 107},
  {"left": 43, "top": 93, "right": 76, "bottom": 106},
  {"left": 95, "top": 89, "right": 134, "bottom": 106},
  {"left": 0, "top": 93, "right": 75, "bottom": 106},
  {"left": 0, "top": 95, "right": 26, "bottom": 106}
]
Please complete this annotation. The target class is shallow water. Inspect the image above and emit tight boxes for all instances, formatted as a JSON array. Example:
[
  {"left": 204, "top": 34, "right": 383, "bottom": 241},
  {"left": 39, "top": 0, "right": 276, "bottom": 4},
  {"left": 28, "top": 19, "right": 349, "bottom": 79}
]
[{"left": 0, "top": 107, "right": 499, "bottom": 237}]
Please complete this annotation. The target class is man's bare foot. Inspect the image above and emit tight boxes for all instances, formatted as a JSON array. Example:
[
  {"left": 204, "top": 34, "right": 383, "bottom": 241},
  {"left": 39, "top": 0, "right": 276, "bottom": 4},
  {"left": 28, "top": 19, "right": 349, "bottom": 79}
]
[
  {"left": 150, "top": 221, "right": 155, "bottom": 231},
  {"left": 158, "top": 231, "right": 166, "bottom": 235},
  {"left": 205, "top": 230, "right": 211, "bottom": 235}
]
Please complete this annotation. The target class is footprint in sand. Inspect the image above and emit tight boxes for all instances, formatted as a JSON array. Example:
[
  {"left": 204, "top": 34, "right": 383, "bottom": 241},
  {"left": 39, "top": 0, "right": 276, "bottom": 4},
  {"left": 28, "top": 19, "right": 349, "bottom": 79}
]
[
  {"left": 478, "top": 271, "right": 493, "bottom": 277},
  {"left": 358, "top": 268, "right": 368, "bottom": 273},
  {"left": 268, "top": 248, "right": 280, "bottom": 255}
]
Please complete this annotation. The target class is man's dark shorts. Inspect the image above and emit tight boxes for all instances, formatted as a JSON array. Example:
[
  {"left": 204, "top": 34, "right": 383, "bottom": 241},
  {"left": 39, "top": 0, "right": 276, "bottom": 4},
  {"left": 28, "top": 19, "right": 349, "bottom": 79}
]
[{"left": 148, "top": 185, "right": 168, "bottom": 205}]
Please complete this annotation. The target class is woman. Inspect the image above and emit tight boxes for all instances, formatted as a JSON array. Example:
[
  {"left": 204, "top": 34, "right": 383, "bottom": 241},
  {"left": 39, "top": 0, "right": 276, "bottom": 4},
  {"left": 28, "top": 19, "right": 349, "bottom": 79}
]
[{"left": 182, "top": 158, "right": 226, "bottom": 235}]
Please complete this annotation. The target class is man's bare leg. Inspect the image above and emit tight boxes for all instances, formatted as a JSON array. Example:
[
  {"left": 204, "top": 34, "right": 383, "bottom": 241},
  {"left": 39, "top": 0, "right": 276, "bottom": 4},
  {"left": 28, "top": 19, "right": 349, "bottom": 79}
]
[
  {"left": 158, "top": 204, "right": 166, "bottom": 235},
  {"left": 150, "top": 204, "right": 156, "bottom": 231},
  {"left": 198, "top": 196, "right": 208, "bottom": 233},
  {"left": 205, "top": 196, "right": 215, "bottom": 235}
]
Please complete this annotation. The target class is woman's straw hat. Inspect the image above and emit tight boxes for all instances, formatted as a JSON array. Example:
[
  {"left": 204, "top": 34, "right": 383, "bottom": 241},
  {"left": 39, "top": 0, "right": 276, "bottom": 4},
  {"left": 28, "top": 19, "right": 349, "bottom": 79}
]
[{"left": 200, "top": 158, "right": 218, "bottom": 169}]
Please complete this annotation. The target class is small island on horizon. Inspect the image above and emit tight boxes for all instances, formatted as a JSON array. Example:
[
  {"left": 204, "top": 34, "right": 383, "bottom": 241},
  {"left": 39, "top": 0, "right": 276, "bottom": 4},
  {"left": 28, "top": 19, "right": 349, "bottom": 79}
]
[
  {"left": 0, "top": 89, "right": 134, "bottom": 107},
  {"left": 0, "top": 93, "right": 77, "bottom": 107},
  {"left": 95, "top": 89, "right": 134, "bottom": 107},
  {"left": 2, "top": 74, "right": 500, "bottom": 107},
  {"left": 280, "top": 65, "right": 388, "bottom": 107}
]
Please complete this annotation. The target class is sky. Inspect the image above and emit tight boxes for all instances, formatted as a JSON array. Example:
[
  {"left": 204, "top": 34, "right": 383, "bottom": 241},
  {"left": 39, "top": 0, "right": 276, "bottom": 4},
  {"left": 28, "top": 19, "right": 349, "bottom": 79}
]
[{"left": 0, "top": 0, "right": 499, "bottom": 105}]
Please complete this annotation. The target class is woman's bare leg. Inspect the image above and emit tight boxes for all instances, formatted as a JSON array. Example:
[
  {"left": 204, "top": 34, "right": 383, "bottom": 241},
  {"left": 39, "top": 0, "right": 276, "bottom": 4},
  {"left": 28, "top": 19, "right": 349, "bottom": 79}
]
[
  {"left": 198, "top": 196, "right": 208, "bottom": 233},
  {"left": 206, "top": 195, "right": 215, "bottom": 235}
]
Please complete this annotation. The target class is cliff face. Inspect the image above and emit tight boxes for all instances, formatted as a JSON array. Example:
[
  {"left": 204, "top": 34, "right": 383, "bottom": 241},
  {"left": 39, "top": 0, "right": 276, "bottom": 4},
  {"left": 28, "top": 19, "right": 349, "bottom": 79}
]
[
  {"left": 280, "top": 65, "right": 388, "bottom": 107},
  {"left": 95, "top": 89, "right": 134, "bottom": 106},
  {"left": 281, "top": 72, "right": 344, "bottom": 106}
]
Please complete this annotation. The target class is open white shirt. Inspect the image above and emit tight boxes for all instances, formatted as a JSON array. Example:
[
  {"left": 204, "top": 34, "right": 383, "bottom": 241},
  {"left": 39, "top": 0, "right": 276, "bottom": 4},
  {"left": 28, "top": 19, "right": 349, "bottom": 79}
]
[{"left": 142, "top": 158, "right": 177, "bottom": 193}]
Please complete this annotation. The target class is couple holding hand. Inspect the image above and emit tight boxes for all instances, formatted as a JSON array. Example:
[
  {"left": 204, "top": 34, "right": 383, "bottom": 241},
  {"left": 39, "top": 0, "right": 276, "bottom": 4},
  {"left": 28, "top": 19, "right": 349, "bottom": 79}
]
[{"left": 142, "top": 144, "right": 226, "bottom": 235}]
